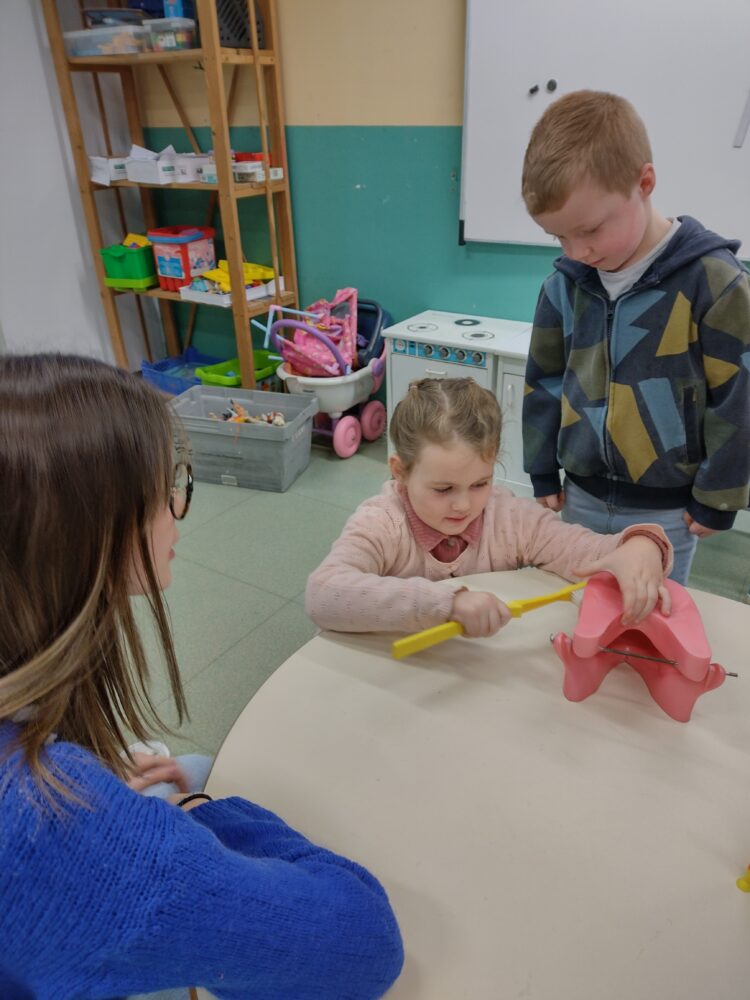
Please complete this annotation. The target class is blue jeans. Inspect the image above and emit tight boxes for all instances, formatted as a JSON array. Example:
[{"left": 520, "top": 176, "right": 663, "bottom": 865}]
[
  {"left": 140, "top": 753, "right": 213, "bottom": 799},
  {"left": 561, "top": 478, "right": 698, "bottom": 585}
]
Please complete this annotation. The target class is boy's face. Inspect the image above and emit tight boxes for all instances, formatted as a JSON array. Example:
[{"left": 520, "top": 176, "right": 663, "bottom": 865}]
[{"left": 532, "top": 165, "right": 657, "bottom": 272}]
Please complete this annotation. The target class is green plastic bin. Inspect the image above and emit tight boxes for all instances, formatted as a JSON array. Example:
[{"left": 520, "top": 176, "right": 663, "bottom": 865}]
[
  {"left": 196, "top": 349, "right": 281, "bottom": 388},
  {"left": 100, "top": 243, "right": 157, "bottom": 290}
]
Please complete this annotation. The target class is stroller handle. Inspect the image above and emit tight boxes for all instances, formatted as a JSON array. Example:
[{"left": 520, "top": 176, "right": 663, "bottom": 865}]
[{"left": 269, "top": 318, "right": 350, "bottom": 375}]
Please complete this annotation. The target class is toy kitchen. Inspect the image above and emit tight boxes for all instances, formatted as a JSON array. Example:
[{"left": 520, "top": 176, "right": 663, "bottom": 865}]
[{"left": 383, "top": 309, "right": 533, "bottom": 497}]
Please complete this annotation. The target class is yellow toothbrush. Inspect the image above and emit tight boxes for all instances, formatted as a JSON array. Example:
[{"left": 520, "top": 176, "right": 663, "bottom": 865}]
[{"left": 391, "top": 581, "right": 586, "bottom": 660}]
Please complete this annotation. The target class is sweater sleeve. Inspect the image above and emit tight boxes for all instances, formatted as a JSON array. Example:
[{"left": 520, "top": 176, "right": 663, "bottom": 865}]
[
  {"left": 492, "top": 496, "right": 673, "bottom": 580},
  {"left": 305, "top": 498, "right": 460, "bottom": 633},
  {"left": 0, "top": 743, "right": 403, "bottom": 1000},
  {"left": 523, "top": 279, "right": 568, "bottom": 498},
  {"left": 689, "top": 269, "right": 750, "bottom": 528}
]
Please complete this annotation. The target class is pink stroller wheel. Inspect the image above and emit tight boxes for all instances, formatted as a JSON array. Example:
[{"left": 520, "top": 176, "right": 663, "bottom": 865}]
[
  {"left": 360, "top": 400, "right": 386, "bottom": 441},
  {"left": 332, "top": 415, "right": 362, "bottom": 458}
]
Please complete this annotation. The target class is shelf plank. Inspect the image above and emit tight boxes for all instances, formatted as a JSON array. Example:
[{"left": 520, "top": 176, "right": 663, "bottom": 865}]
[
  {"left": 67, "top": 48, "right": 275, "bottom": 71},
  {"left": 92, "top": 179, "right": 288, "bottom": 199},
  {"left": 119, "top": 286, "right": 296, "bottom": 317}
]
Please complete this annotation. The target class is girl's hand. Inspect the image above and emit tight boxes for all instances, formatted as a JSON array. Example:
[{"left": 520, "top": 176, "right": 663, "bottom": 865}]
[
  {"left": 572, "top": 536, "right": 671, "bottom": 626},
  {"left": 452, "top": 590, "right": 512, "bottom": 638},
  {"left": 125, "top": 751, "right": 189, "bottom": 794},
  {"left": 683, "top": 512, "right": 718, "bottom": 538},
  {"left": 536, "top": 491, "right": 565, "bottom": 512}
]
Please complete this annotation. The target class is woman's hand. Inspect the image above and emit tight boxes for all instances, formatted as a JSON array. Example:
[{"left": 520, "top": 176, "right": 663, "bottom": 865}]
[
  {"left": 125, "top": 751, "right": 189, "bottom": 794},
  {"left": 451, "top": 590, "right": 512, "bottom": 638},
  {"left": 573, "top": 535, "right": 671, "bottom": 625}
]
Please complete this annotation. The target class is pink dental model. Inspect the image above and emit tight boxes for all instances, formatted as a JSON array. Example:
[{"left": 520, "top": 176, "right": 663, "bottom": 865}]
[{"left": 551, "top": 573, "right": 730, "bottom": 722}]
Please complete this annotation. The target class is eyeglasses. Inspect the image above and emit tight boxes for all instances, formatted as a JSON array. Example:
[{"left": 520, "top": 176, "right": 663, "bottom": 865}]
[{"left": 170, "top": 462, "right": 193, "bottom": 520}]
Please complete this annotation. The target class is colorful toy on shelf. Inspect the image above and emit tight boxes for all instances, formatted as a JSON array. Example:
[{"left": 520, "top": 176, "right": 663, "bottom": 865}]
[
  {"left": 551, "top": 573, "right": 731, "bottom": 722},
  {"left": 254, "top": 297, "right": 392, "bottom": 458},
  {"left": 147, "top": 226, "right": 215, "bottom": 291},
  {"left": 99, "top": 233, "right": 157, "bottom": 291},
  {"left": 392, "top": 581, "right": 587, "bottom": 660}
]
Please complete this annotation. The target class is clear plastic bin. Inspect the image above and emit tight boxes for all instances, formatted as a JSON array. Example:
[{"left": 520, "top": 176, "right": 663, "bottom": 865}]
[
  {"left": 171, "top": 386, "right": 318, "bottom": 492},
  {"left": 146, "top": 17, "right": 196, "bottom": 51},
  {"left": 64, "top": 25, "right": 148, "bottom": 56}
]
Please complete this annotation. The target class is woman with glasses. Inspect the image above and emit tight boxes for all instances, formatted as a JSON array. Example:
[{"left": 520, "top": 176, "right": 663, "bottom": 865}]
[{"left": 0, "top": 354, "right": 403, "bottom": 999}]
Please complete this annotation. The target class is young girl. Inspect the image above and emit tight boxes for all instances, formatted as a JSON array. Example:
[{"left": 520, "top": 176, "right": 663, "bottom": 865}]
[
  {"left": 306, "top": 378, "right": 672, "bottom": 636},
  {"left": 0, "top": 354, "right": 403, "bottom": 999}
]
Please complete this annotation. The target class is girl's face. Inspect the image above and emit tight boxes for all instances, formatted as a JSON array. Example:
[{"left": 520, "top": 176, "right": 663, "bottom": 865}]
[
  {"left": 128, "top": 504, "right": 180, "bottom": 595},
  {"left": 390, "top": 439, "right": 495, "bottom": 535}
]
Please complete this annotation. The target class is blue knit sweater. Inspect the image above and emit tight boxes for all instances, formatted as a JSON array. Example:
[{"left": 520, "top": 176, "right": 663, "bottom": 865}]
[{"left": 0, "top": 726, "right": 404, "bottom": 999}]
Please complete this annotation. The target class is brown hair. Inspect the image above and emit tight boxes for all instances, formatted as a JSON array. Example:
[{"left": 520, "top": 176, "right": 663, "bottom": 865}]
[
  {"left": 389, "top": 377, "right": 501, "bottom": 471},
  {"left": 0, "top": 354, "right": 187, "bottom": 797},
  {"left": 522, "top": 90, "right": 652, "bottom": 215}
]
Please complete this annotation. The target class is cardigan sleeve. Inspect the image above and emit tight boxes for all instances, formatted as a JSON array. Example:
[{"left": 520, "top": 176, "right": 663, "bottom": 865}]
[
  {"left": 490, "top": 495, "right": 673, "bottom": 579},
  {"left": 0, "top": 742, "right": 403, "bottom": 1000},
  {"left": 305, "top": 497, "right": 460, "bottom": 633}
]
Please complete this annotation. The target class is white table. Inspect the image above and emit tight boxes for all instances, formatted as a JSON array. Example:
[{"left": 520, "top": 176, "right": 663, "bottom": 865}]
[{"left": 204, "top": 569, "right": 750, "bottom": 999}]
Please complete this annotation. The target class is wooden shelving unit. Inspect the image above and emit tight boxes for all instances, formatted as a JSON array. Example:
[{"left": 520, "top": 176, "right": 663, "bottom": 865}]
[{"left": 41, "top": 0, "right": 299, "bottom": 388}]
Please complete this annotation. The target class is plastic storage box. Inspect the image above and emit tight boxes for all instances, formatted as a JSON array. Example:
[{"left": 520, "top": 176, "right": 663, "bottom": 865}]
[
  {"left": 64, "top": 25, "right": 147, "bottom": 56},
  {"left": 100, "top": 242, "right": 157, "bottom": 290},
  {"left": 146, "top": 17, "right": 196, "bottom": 50},
  {"left": 142, "top": 347, "right": 222, "bottom": 396},
  {"left": 147, "top": 226, "right": 215, "bottom": 291},
  {"left": 171, "top": 386, "right": 318, "bottom": 492}
]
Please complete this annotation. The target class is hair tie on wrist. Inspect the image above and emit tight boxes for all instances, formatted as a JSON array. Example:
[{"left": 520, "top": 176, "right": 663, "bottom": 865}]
[{"left": 177, "top": 792, "right": 213, "bottom": 808}]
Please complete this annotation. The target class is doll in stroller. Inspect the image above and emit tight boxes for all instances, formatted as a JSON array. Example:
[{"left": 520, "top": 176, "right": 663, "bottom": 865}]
[{"left": 256, "top": 290, "right": 392, "bottom": 458}]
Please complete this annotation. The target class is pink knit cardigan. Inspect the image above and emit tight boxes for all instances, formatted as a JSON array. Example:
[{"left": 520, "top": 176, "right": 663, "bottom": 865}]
[{"left": 306, "top": 481, "right": 672, "bottom": 633}]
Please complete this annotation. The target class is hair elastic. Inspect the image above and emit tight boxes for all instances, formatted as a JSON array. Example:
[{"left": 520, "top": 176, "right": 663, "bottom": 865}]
[{"left": 177, "top": 792, "right": 213, "bottom": 808}]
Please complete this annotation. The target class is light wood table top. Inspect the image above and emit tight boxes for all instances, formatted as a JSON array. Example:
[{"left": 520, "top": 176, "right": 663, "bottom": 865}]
[{"left": 204, "top": 569, "right": 750, "bottom": 1000}]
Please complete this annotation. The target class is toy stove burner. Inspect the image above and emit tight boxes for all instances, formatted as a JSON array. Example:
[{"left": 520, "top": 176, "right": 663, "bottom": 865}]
[
  {"left": 454, "top": 318, "right": 481, "bottom": 326},
  {"left": 407, "top": 322, "right": 439, "bottom": 333},
  {"left": 461, "top": 330, "right": 496, "bottom": 342}
]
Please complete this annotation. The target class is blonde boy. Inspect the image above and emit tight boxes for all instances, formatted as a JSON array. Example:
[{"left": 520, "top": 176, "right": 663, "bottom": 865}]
[{"left": 521, "top": 90, "right": 750, "bottom": 584}]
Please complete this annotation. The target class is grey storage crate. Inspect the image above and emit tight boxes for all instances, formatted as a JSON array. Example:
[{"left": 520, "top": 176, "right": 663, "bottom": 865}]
[{"left": 171, "top": 386, "right": 318, "bottom": 493}]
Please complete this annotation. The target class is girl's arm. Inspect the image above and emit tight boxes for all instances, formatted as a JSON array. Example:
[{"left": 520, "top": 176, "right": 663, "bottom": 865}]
[
  {"left": 505, "top": 499, "right": 672, "bottom": 622},
  {"left": 306, "top": 501, "right": 461, "bottom": 633}
]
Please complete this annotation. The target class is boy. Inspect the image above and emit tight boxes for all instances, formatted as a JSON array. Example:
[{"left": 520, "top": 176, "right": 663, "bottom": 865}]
[{"left": 521, "top": 90, "right": 750, "bottom": 584}]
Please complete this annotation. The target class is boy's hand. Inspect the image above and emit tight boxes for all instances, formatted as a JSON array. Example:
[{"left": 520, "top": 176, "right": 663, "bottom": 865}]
[
  {"left": 572, "top": 536, "right": 670, "bottom": 625},
  {"left": 451, "top": 590, "right": 512, "bottom": 638},
  {"left": 683, "top": 512, "right": 719, "bottom": 538},
  {"left": 536, "top": 491, "right": 565, "bottom": 512}
]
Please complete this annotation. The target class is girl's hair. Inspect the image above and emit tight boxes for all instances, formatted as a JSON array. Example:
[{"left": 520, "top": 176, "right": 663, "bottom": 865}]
[
  {"left": 389, "top": 377, "right": 501, "bottom": 470},
  {"left": 0, "top": 354, "right": 187, "bottom": 794},
  {"left": 522, "top": 90, "right": 652, "bottom": 215}
]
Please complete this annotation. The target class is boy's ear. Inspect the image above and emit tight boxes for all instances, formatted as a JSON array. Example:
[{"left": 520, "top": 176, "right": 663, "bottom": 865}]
[
  {"left": 389, "top": 454, "right": 406, "bottom": 482},
  {"left": 638, "top": 163, "right": 656, "bottom": 197}
]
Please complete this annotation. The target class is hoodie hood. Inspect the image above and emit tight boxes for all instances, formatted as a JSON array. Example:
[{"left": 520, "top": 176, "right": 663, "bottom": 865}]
[{"left": 553, "top": 216, "right": 741, "bottom": 292}]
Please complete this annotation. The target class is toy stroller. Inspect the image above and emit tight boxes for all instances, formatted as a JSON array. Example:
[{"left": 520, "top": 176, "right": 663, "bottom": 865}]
[{"left": 256, "top": 292, "right": 392, "bottom": 458}]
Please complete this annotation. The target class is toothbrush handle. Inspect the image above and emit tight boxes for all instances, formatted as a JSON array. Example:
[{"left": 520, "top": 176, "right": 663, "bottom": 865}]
[{"left": 392, "top": 621, "right": 465, "bottom": 660}]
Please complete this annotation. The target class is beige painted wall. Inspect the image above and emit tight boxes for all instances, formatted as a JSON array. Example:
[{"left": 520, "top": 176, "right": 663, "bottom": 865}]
[{"left": 137, "top": 0, "right": 466, "bottom": 128}]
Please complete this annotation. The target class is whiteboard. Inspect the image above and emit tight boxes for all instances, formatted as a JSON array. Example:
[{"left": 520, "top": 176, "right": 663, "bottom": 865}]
[{"left": 460, "top": 0, "right": 750, "bottom": 252}]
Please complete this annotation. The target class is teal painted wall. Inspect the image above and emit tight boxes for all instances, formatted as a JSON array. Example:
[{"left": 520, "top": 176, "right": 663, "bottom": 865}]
[{"left": 145, "top": 125, "right": 558, "bottom": 360}]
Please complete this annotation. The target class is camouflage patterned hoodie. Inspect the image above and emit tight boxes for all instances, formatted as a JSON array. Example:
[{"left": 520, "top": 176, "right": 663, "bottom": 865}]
[{"left": 523, "top": 216, "right": 750, "bottom": 530}]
